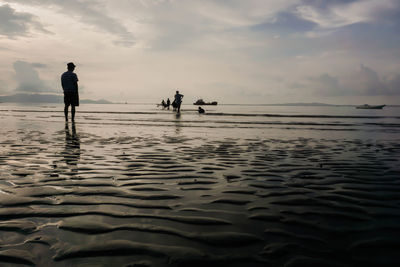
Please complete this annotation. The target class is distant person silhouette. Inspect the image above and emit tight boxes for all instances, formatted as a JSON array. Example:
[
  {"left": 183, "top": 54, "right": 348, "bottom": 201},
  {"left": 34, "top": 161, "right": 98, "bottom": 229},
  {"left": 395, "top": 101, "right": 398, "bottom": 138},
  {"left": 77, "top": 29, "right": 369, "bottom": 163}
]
[
  {"left": 61, "top": 62, "right": 79, "bottom": 121},
  {"left": 198, "top": 107, "right": 205, "bottom": 114},
  {"left": 174, "top": 90, "right": 184, "bottom": 113},
  {"left": 166, "top": 98, "right": 171, "bottom": 110}
]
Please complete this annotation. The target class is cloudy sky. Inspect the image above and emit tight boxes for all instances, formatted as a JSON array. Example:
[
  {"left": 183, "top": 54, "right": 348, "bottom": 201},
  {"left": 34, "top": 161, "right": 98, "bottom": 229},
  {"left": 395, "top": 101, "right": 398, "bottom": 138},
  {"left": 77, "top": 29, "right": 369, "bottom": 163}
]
[{"left": 0, "top": 0, "right": 399, "bottom": 104}]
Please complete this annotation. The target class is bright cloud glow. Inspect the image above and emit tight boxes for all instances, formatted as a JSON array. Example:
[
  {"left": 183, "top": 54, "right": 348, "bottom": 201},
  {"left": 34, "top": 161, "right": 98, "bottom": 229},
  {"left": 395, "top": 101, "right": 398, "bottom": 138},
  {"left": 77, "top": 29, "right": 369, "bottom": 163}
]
[{"left": 296, "top": 0, "right": 399, "bottom": 29}]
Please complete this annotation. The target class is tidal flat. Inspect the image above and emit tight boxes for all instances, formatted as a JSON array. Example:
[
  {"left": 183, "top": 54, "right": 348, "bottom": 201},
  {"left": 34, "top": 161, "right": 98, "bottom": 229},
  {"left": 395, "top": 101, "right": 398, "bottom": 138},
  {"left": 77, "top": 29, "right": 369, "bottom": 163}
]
[{"left": 1, "top": 104, "right": 399, "bottom": 267}]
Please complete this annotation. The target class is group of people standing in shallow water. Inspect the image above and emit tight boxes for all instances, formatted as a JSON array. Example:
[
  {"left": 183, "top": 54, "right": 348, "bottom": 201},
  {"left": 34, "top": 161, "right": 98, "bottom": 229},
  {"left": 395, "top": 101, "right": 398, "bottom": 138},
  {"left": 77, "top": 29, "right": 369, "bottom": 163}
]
[
  {"left": 160, "top": 90, "right": 184, "bottom": 113},
  {"left": 160, "top": 91, "right": 205, "bottom": 114},
  {"left": 61, "top": 62, "right": 203, "bottom": 122}
]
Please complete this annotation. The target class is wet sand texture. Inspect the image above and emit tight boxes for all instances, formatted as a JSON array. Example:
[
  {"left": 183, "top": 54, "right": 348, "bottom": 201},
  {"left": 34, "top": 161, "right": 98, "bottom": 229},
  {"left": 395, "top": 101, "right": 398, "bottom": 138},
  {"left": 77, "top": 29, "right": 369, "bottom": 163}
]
[{"left": 1, "top": 126, "right": 400, "bottom": 266}]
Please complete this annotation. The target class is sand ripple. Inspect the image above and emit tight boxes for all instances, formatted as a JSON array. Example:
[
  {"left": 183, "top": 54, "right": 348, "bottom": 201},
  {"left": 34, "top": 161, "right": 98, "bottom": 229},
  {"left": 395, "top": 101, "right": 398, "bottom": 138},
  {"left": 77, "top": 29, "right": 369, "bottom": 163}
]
[{"left": 0, "top": 127, "right": 399, "bottom": 266}]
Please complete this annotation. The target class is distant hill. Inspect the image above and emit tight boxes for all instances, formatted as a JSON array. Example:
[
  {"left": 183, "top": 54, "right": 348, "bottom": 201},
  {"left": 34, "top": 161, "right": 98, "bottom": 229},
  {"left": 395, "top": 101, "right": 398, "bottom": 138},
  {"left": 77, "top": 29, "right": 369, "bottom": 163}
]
[
  {"left": 80, "top": 99, "right": 112, "bottom": 104},
  {"left": 0, "top": 93, "right": 112, "bottom": 104},
  {"left": 266, "top": 102, "right": 337, "bottom": 106},
  {"left": 223, "top": 102, "right": 340, "bottom": 106}
]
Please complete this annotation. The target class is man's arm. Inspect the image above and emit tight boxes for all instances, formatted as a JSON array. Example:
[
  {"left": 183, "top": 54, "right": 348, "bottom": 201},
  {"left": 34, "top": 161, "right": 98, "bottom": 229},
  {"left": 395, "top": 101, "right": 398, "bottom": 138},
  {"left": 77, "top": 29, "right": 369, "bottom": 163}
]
[
  {"left": 74, "top": 74, "right": 79, "bottom": 91},
  {"left": 61, "top": 74, "right": 65, "bottom": 90}
]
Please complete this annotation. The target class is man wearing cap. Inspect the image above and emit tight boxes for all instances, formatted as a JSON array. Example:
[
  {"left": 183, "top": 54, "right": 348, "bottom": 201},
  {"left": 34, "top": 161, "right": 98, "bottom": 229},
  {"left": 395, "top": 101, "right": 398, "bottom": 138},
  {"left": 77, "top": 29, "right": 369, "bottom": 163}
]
[{"left": 61, "top": 62, "right": 79, "bottom": 121}]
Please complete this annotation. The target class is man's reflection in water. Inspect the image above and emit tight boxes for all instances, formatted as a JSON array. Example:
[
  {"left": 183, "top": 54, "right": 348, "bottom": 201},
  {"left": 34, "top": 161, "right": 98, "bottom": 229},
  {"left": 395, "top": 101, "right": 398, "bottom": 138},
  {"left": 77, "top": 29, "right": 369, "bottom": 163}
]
[
  {"left": 175, "top": 113, "right": 182, "bottom": 134},
  {"left": 64, "top": 122, "right": 80, "bottom": 175}
]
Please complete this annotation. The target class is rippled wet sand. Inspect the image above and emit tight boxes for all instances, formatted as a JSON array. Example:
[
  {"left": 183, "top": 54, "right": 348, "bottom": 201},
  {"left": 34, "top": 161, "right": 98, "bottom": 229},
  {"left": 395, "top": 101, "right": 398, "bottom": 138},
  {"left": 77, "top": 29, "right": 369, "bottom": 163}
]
[{"left": 1, "top": 120, "right": 400, "bottom": 267}]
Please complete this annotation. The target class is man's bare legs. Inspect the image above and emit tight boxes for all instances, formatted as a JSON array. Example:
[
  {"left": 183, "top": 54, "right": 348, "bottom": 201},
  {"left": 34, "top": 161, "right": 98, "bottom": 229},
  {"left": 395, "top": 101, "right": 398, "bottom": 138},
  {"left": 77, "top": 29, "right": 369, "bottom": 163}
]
[
  {"left": 64, "top": 105, "right": 69, "bottom": 121},
  {"left": 64, "top": 105, "right": 75, "bottom": 121},
  {"left": 71, "top": 106, "right": 75, "bottom": 121}
]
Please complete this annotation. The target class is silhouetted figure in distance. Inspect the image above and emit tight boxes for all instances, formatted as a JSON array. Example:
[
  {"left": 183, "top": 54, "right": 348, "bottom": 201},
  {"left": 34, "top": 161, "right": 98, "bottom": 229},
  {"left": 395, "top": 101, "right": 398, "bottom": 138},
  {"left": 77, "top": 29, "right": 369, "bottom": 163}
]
[
  {"left": 61, "top": 62, "right": 79, "bottom": 121},
  {"left": 166, "top": 98, "right": 171, "bottom": 110},
  {"left": 198, "top": 107, "right": 205, "bottom": 114},
  {"left": 174, "top": 90, "right": 184, "bottom": 113}
]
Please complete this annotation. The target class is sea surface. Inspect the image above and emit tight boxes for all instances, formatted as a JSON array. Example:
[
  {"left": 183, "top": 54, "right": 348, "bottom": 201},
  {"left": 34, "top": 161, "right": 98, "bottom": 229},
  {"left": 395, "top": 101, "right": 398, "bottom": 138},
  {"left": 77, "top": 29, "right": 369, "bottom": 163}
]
[
  {"left": 0, "top": 103, "right": 399, "bottom": 266},
  {"left": 1, "top": 103, "right": 400, "bottom": 139}
]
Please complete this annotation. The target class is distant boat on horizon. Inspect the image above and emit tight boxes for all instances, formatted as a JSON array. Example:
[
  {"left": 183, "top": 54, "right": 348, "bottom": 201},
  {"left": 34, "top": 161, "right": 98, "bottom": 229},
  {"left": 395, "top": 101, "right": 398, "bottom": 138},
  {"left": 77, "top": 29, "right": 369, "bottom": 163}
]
[
  {"left": 356, "top": 104, "right": 386, "bottom": 109},
  {"left": 193, "top": 99, "right": 218, "bottom": 105}
]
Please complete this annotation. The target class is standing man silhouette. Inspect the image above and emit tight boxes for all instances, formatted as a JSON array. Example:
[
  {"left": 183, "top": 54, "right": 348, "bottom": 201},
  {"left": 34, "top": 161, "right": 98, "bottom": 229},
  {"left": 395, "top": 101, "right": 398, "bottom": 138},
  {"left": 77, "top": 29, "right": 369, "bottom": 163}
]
[
  {"left": 166, "top": 98, "right": 171, "bottom": 110},
  {"left": 174, "top": 90, "right": 184, "bottom": 113},
  {"left": 61, "top": 62, "right": 79, "bottom": 121}
]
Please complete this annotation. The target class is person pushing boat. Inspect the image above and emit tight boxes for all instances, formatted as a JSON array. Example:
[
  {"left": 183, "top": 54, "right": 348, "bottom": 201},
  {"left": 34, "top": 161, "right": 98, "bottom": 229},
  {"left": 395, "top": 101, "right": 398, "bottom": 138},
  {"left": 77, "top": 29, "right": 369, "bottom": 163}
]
[{"left": 174, "top": 90, "right": 184, "bottom": 113}]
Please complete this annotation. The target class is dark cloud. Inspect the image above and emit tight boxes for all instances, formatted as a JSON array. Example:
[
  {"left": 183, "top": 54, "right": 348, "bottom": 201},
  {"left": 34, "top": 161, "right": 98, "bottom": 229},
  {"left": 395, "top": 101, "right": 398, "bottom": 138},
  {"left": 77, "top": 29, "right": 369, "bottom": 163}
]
[
  {"left": 31, "top": 63, "right": 47, "bottom": 68},
  {"left": 308, "top": 65, "right": 400, "bottom": 96},
  {"left": 251, "top": 11, "right": 317, "bottom": 35},
  {"left": 388, "top": 74, "right": 400, "bottom": 94},
  {"left": 351, "top": 64, "right": 386, "bottom": 95},
  {"left": 5, "top": 0, "right": 135, "bottom": 46},
  {"left": 373, "top": 4, "right": 400, "bottom": 28},
  {"left": 0, "top": 4, "right": 49, "bottom": 37},
  {"left": 308, "top": 73, "right": 342, "bottom": 96},
  {"left": 13, "top": 61, "right": 54, "bottom": 93},
  {"left": 294, "top": 0, "right": 400, "bottom": 31},
  {"left": 301, "top": 0, "right": 359, "bottom": 9},
  {"left": 308, "top": 0, "right": 400, "bottom": 25}
]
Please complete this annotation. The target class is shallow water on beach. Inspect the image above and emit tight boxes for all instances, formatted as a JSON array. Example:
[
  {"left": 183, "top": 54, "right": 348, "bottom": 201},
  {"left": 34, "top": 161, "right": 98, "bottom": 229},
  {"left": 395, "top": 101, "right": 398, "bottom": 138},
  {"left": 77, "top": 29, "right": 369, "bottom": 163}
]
[{"left": 0, "top": 103, "right": 400, "bottom": 266}]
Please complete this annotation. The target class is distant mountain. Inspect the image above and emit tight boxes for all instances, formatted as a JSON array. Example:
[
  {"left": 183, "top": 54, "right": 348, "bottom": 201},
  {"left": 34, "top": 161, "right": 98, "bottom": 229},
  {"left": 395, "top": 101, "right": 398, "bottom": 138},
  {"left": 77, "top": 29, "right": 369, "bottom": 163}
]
[
  {"left": 266, "top": 102, "right": 337, "bottom": 106},
  {"left": 0, "top": 93, "right": 112, "bottom": 104},
  {"left": 80, "top": 99, "right": 112, "bottom": 104},
  {"left": 223, "top": 102, "right": 340, "bottom": 106},
  {"left": 0, "top": 93, "right": 62, "bottom": 103}
]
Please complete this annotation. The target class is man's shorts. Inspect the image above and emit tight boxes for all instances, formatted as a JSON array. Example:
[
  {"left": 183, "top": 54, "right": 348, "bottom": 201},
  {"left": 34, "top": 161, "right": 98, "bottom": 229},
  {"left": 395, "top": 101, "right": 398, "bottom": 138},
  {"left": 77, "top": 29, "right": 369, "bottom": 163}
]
[{"left": 64, "top": 91, "right": 79, "bottom": 107}]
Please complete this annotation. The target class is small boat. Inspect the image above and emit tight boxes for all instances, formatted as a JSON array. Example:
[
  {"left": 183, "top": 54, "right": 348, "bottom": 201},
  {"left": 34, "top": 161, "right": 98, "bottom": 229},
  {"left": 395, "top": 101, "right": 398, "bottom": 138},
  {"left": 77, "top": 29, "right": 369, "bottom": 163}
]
[
  {"left": 193, "top": 99, "right": 218, "bottom": 105},
  {"left": 356, "top": 104, "right": 386, "bottom": 109}
]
